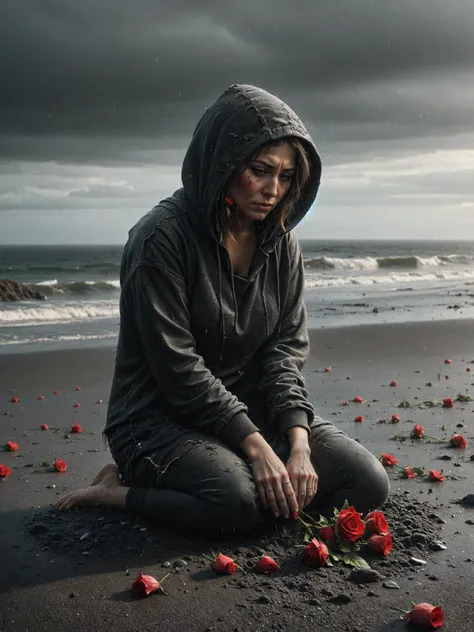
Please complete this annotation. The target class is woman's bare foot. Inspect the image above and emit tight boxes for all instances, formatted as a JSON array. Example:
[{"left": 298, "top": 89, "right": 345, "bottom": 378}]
[{"left": 55, "top": 463, "right": 129, "bottom": 512}]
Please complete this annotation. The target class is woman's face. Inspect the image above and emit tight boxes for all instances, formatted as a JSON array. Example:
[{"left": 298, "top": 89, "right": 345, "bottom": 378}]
[{"left": 228, "top": 141, "right": 296, "bottom": 228}]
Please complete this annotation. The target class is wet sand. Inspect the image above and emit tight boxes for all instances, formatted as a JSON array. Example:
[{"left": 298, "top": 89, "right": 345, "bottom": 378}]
[{"left": 1, "top": 319, "right": 473, "bottom": 631}]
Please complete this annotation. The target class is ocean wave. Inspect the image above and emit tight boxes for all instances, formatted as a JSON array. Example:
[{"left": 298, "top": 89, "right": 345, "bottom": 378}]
[
  {"left": 27, "top": 279, "right": 121, "bottom": 295},
  {"left": 0, "top": 332, "right": 118, "bottom": 346},
  {"left": 304, "top": 269, "right": 474, "bottom": 288},
  {"left": 303, "top": 254, "right": 474, "bottom": 271},
  {"left": 0, "top": 302, "right": 119, "bottom": 326}
]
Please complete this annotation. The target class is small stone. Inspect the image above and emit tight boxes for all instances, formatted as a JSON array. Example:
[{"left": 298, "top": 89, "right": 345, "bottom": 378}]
[
  {"left": 429, "top": 541, "right": 447, "bottom": 551},
  {"left": 349, "top": 569, "right": 382, "bottom": 584},
  {"left": 410, "top": 557, "right": 427, "bottom": 565},
  {"left": 458, "top": 494, "right": 474, "bottom": 506},
  {"left": 321, "top": 588, "right": 335, "bottom": 597},
  {"left": 69, "top": 592, "right": 76, "bottom": 598},
  {"left": 307, "top": 598, "right": 321, "bottom": 606},
  {"left": 428, "top": 575, "right": 439, "bottom": 581},
  {"left": 466, "top": 519, "right": 474, "bottom": 525},
  {"left": 409, "top": 533, "right": 430, "bottom": 545},
  {"left": 248, "top": 595, "right": 271, "bottom": 604},
  {"left": 82, "top": 551, "right": 90, "bottom": 556},
  {"left": 367, "top": 591, "right": 377, "bottom": 597},
  {"left": 383, "top": 581, "right": 400, "bottom": 590},
  {"left": 46, "top": 484, "right": 56, "bottom": 489},
  {"left": 29, "top": 523, "right": 49, "bottom": 535},
  {"left": 79, "top": 533, "right": 90, "bottom": 542},
  {"left": 162, "top": 561, "right": 171, "bottom": 568},
  {"left": 173, "top": 559, "right": 187, "bottom": 568},
  {"left": 328, "top": 593, "right": 352, "bottom": 605},
  {"left": 440, "top": 455, "right": 452, "bottom": 461}
]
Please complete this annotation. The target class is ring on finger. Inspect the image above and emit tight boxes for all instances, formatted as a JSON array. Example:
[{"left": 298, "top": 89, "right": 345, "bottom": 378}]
[
  {"left": 282, "top": 481, "right": 291, "bottom": 486},
  {"left": 265, "top": 488, "right": 273, "bottom": 493}
]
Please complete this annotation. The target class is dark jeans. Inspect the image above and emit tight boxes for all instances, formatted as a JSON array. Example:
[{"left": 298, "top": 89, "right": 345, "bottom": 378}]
[{"left": 121, "top": 419, "right": 390, "bottom": 535}]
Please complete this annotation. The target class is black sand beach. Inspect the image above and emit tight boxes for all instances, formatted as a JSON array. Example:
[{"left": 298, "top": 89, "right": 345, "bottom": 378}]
[{"left": 1, "top": 320, "right": 474, "bottom": 631}]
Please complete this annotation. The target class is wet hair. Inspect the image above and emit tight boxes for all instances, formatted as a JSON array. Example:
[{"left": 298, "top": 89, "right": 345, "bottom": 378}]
[{"left": 217, "top": 137, "right": 311, "bottom": 242}]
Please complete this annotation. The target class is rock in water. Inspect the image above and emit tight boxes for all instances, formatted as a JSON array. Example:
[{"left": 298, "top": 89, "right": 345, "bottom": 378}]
[{"left": 0, "top": 279, "right": 46, "bottom": 302}]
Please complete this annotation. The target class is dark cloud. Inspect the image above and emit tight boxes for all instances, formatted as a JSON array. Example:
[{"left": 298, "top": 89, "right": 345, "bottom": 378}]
[{"left": 1, "top": 0, "right": 473, "bottom": 163}]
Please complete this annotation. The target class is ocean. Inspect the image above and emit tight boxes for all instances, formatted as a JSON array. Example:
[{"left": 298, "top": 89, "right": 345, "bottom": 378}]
[{"left": 1, "top": 240, "right": 474, "bottom": 353}]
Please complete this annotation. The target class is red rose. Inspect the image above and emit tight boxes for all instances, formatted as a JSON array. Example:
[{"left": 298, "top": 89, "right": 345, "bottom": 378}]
[
  {"left": 96, "top": 399, "right": 103, "bottom": 404},
  {"left": 411, "top": 424, "right": 425, "bottom": 438},
  {"left": 71, "top": 423, "right": 82, "bottom": 434},
  {"left": 75, "top": 386, "right": 81, "bottom": 391},
  {"left": 368, "top": 533, "right": 392, "bottom": 556},
  {"left": 37, "top": 395, "right": 44, "bottom": 400},
  {"left": 131, "top": 572, "right": 165, "bottom": 597},
  {"left": 380, "top": 453, "right": 398, "bottom": 466},
  {"left": 336, "top": 506, "right": 365, "bottom": 543},
  {"left": 353, "top": 396, "right": 364, "bottom": 403},
  {"left": 6, "top": 441, "right": 19, "bottom": 452},
  {"left": 212, "top": 553, "right": 237, "bottom": 574},
  {"left": 303, "top": 538, "right": 328, "bottom": 567},
  {"left": 255, "top": 555, "right": 279, "bottom": 574},
  {"left": 54, "top": 458, "right": 67, "bottom": 472},
  {"left": 354, "top": 415, "right": 364, "bottom": 423},
  {"left": 342, "top": 400, "right": 349, "bottom": 406},
  {"left": 403, "top": 603, "right": 444, "bottom": 629},
  {"left": 442, "top": 397, "right": 454, "bottom": 408},
  {"left": 391, "top": 414, "right": 400, "bottom": 423},
  {"left": 390, "top": 380, "right": 398, "bottom": 387},
  {"left": 319, "top": 526, "right": 335, "bottom": 541},
  {"left": 402, "top": 467, "right": 416, "bottom": 479},
  {"left": 449, "top": 434, "right": 467, "bottom": 448},
  {"left": 444, "top": 358, "right": 452, "bottom": 364},
  {"left": 429, "top": 469, "right": 444, "bottom": 482},
  {"left": 73, "top": 403, "right": 80, "bottom": 408},
  {"left": 0, "top": 464, "right": 12, "bottom": 478},
  {"left": 10, "top": 397, "right": 19, "bottom": 404},
  {"left": 324, "top": 367, "right": 331, "bottom": 373},
  {"left": 467, "top": 367, "right": 471, "bottom": 372},
  {"left": 54, "top": 390, "right": 60, "bottom": 395},
  {"left": 40, "top": 424, "right": 49, "bottom": 430},
  {"left": 365, "top": 510, "right": 389, "bottom": 535}
]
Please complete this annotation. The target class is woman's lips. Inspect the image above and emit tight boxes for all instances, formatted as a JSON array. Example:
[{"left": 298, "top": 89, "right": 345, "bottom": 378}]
[{"left": 253, "top": 203, "right": 273, "bottom": 211}]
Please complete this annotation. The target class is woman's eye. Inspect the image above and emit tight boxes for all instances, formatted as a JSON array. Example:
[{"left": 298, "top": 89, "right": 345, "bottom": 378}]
[
  {"left": 252, "top": 167, "right": 266, "bottom": 176},
  {"left": 280, "top": 174, "right": 293, "bottom": 183}
]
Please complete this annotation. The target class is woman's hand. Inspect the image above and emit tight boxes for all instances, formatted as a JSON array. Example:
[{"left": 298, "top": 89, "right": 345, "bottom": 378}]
[
  {"left": 241, "top": 433, "right": 298, "bottom": 519},
  {"left": 285, "top": 444, "right": 318, "bottom": 511}
]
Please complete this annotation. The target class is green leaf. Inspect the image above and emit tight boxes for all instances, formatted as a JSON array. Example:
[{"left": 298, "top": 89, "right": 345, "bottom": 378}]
[
  {"left": 39, "top": 459, "right": 50, "bottom": 467},
  {"left": 412, "top": 467, "right": 427, "bottom": 476},
  {"left": 329, "top": 552, "right": 341, "bottom": 561},
  {"left": 333, "top": 507, "right": 340, "bottom": 517},
  {"left": 398, "top": 400, "right": 411, "bottom": 408},
  {"left": 340, "top": 499, "right": 350, "bottom": 511},
  {"left": 318, "top": 515, "right": 329, "bottom": 526},
  {"left": 338, "top": 542, "right": 352, "bottom": 553},
  {"left": 420, "top": 400, "right": 440, "bottom": 408},
  {"left": 342, "top": 552, "right": 371, "bottom": 569},
  {"left": 325, "top": 558, "right": 333, "bottom": 566},
  {"left": 457, "top": 392, "right": 472, "bottom": 402}
]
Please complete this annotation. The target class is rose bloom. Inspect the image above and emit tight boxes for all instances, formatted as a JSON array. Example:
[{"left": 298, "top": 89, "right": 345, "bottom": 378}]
[
  {"left": 6, "top": 441, "right": 19, "bottom": 452},
  {"left": 54, "top": 458, "right": 67, "bottom": 472},
  {"left": 368, "top": 533, "right": 392, "bottom": 556},
  {"left": 319, "top": 526, "right": 335, "bottom": 541},
  {"left": 380, "top": 453, "right": 398, "bottom": 466},
  {"left": 365, "top": 510, "right": 389, "bottom": 535},
  {"left": 442, "top": 397, "right": 454, "bottom": 408},
  {"left": 391, "top": 414, "right": 401, "bottom": 423},
  {"left": 402, "top": 467, "right": 416, "bottom": 479},
  {"left": 213, "top": 553, "right": 237, "bottom": 574},
  {"left": 450, "top": 434, "right": 467, "bottom": 448},
  {"left": 336, "top": 506, "right": 365, "bottom": 543},
  {"left": 429, "top": 469, "right": 444, "bottom": 482},
  {"left": 0, "top": 464, "right": 12, "bottom": 478},
  {"left": 411, "top": 424, "right": 425, "bottom": 439},
  {"left": 256, "top": 555, "right": 279, "bottom": 574},
  {"left": 303, "top": 538, "right": 328, "bottom": 568},
  {"left": 403, "top": 603, "right": 444, "bottom": 629},
  {"left": 131, "top": 572, "right": 161, "bottom": 597}
]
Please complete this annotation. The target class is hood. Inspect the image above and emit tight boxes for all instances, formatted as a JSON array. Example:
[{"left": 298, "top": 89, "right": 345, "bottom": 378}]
[{"left": 181, "top": 84, "right": 322, "bottom": 244}]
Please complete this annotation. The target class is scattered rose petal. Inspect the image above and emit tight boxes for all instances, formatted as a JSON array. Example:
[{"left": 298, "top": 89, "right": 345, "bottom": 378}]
[
  {"left": 75, "top": 387, "right": 81, "bottom": 391},
  {"left": 324, "top": 367, "right": 331, "bottom": 373},
  {"left": 303, "top": 538, "right": 328, "bottom": 567},
  {"left": 467, "top": 367, "right": 471, "bottom": 373},
  {"left": 342, "top": 400, "right": 349, "bottom": 406},
  {"left": 336, "top": 506, "right": 365, "bottom": 542},
  {"left": 365, "top": 510, "right": 389, "bottom": 535},
  {"left": 212, "top": 553, "right": 237, "bottom": 574},
  {"left": 131, "top": 572, "right": 164, "bottom": 597},
  {"left": 73, "top": 403, "right": 80, "bottom": 408},
  {"left": 425, "top": 381, "right": 433, "bottom": 386},
  {"left": 37, "top": 395, "right": 44, "bottom": 400},
  {"left": 54, "top": 458, "right": 67, "bottom": 472},
  {"left": 255, "top": 555, "right": 279, "bottom": 574},
  {"left": 96, "top": 399, "right": 103, "bottom": 404},
  {"left": 353, "top": 396, "right": 364, "bottom": 403},
  {"left": 444, "top": 358, "right": 452, "bottom": 364},
  {"left": 390, "top": 380, "right": 398, "bottom": 387},
  {"left": 442, "top": 397, "right": 454, "bottom": 408},
  {"left": 402, "top": 467, "right": 417, "bottom": 479},
  {"left": 54, "top": 390, "right": 60, "bottom": 395},
  {"left": 10, "top": 397, "right": 19, "bottom": 404},
  {"left": 429, "top": 469, "right": 444, "bottom": 482},
  {"left": 71, "top": 423, "right": 83, "bottom": 434},
  {"left": 450, "top": 434, "right": 467, "bottom": 448},
  {"left": 368, "top": 533, "right": 392, "bottom": 556},
  {"left": 403, "top": 602, "right": 444, "bottom": 629},
  {"left": 6, "top": 441, "right": 19, "bottom": 452},
  {"left": 0, "top": 464, "right": 12, "bottom": 478},
  {"left": 319, "top": 526, "right": 335, "bottom": 541},
  {"left": 354, "top": 415, "right": 364, "bottom": 422},
  {"left": 40, "top": 424, "right": 49, "bottom": 431},
  {"left": 378, "top": 418, "right": 386, "bottom": 424},
  {"left": 380, "top": 453, "right": 398, "bottom": 466},
  {"left": 391, "top": 414, "right": 401, "bottom": 423},
  {"left": 411, "top": 424, "right": 425, "bottom": 439},
  {"left": 445, "top": 375, "right": 449, "bottom": 380}
]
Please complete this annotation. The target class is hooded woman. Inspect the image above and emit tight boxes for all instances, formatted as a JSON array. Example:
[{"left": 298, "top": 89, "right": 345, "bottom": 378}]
[{"left": 56, "top": 85, "right": 389, "bottom": 533}]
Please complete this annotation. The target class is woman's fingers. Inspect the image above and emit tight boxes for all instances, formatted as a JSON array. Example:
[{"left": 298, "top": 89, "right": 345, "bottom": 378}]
[
  {"left": 264, "top": 487, "right": 280, "bottom": 517},
  {"left": 304, "top": 474, "right": 319, "bottom": 508},
  {"left": 282, "top": 478, "right": 299, "bottom": 516}
]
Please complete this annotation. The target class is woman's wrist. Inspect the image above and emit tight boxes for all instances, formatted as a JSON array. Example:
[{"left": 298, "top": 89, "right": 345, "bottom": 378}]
[
  {"left": 287, "top": 426, "right": 310, "bottom": 453},
  {"left": 240, "top": 431, "right": 271, "bottom": 461}
]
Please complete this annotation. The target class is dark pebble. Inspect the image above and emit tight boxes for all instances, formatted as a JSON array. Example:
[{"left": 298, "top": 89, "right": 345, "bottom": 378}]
[
  {"left": 173, "top": 559, "right": 187, "bottom": 568},
  {"left": 29, "top": 523, "right": 49, "bottom": 535},
  {"left": 409, "top": 533, "right": 430, "bottom": 545},
  {"left": 69, "top": 592, "right": 76, "bottom": 598},
  {"left": 466, "top": 520, "right": 474, "bottom": 525},
  {"left": 321, "top": 588, "right": 334, "bottom": 597},
  {"left": 367, "top": 591, "right": 378, "bottom": 597},
  {"left": 349, "top": 569, "right": 382, "bottom": 584},
  {"left": 440, "top": 455, "right": 452, "bottom": 461},
  {"left": 328, "top": 593, "right": 352, "bottom": 605}
]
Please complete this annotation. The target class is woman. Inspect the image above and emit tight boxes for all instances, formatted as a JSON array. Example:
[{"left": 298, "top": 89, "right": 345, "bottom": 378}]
[{"left": 56, "top": 84, "right": 389, "bottom": 534}]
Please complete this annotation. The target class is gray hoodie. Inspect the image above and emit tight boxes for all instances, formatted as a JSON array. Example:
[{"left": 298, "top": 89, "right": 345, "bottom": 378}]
[{"left": 104, "top": 84, "right": 322, "bottom": 480}]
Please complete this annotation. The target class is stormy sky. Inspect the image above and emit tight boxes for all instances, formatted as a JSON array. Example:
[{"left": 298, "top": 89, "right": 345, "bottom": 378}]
[{"left": 1, "top": 0, "right": 474, "bottom": 244}]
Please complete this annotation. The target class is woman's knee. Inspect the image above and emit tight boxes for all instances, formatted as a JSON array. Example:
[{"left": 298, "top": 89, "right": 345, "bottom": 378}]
[
  {"left": 213, "top": 471, "right": 263, "bottom": 534},
  {"left": 358, "top": 452, "right": 390, "bottom": 511}
]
